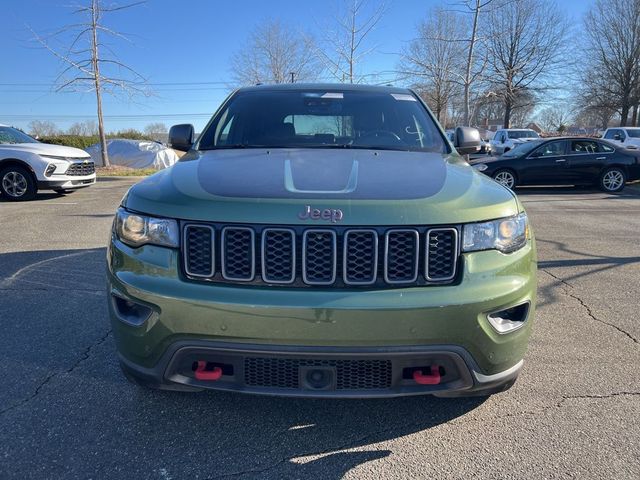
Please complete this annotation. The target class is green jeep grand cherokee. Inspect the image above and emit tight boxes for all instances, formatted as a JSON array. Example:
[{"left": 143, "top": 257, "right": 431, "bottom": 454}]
[{"left": 107, "top": 84, "right": 536, "bottom": 397}]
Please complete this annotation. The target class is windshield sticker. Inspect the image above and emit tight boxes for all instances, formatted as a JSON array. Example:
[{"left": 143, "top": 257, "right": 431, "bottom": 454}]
[{"left": 391, "top": 93, "right": 417, "bottom": 102}]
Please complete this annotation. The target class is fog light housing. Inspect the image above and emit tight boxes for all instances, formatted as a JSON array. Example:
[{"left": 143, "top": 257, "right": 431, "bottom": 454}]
[
  {"left": 111, "top": 294, "right": 153, "bottom": 326},
  {"left": 45, "top": 164, "right": 57, "bottom": 177},
  {"left": 487, "top": 302, "right": 530, "bottom": 333}
]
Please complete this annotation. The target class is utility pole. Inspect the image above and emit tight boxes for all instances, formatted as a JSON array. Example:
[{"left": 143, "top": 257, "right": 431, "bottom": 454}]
[
  {"left": 290, "top": 72, "right": 296, "bottom": 83},
  {"left": 90, "top": 0, "right": 108, "bottom": 167}
]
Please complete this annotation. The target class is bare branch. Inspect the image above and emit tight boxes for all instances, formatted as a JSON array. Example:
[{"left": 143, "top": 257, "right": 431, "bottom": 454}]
[{"left": 30, "top": 0, "right": 149, "bottom": 166}]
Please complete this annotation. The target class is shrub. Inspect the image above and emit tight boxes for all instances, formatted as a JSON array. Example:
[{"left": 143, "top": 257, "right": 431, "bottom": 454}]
[{"left": 39, "top": 130, "right": 155, "bottom": 150}]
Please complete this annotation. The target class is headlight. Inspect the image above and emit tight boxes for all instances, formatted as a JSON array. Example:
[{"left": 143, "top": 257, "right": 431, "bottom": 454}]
[
  {"left": 473, "top": 163, "right": 488, "bottom": 171},
  {"left": 114, "top": 208, "right": 179, "bottom": 248},
  {"left": 462, "top": 212, "right": 528, "bottom": 253}
]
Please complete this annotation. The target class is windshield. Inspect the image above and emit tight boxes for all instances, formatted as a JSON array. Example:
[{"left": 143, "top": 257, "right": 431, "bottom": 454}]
[
  {"left": 198, "top": 89, "right": 448, "bottom": 153},
  {"left": 626, "top": 129, "right": 640, "bottom": 138},
  {"left": 0, "top": 126, "right": 39, "bottom": 144},
  {"left": 503, "top": 140, "right": 543, "bottom": 156},
  {"left": 508, "top": 130, "right": 539, "bottom": 139}
]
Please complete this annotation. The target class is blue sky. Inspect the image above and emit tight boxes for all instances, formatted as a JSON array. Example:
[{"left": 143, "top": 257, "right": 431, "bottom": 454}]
[{"left": 0, "top": 0, "right": 591, "bottom": 133}]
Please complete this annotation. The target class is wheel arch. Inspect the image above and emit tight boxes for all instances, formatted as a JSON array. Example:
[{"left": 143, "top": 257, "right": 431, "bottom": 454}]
[
  {"left": 599, "top": 163, "right": 629, "bottom": 176},
  {"left": 0, "top": 158, "right": 38, "bottom": 181}
]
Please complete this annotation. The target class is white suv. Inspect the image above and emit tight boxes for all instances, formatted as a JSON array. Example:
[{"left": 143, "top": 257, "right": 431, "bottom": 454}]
[
  {"left": 490, "top": 129, "right": 540, "bottom": 155},
  {"left": 0, "top": 124, "right": 96, "bottom": 201},
  {"left": 602, "top": 127, "right": 640, "bottom": 149}
]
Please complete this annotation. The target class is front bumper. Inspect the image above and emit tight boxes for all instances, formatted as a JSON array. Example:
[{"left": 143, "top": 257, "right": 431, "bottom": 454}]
[
  {"left": 119, "top": 340, "right": 523, "bottom": 398},
  {"left": 38, "top": 176, "right": 96, "bottom": 190},
  {"left": 107, "top": 237, "right": 536, "bottom": 397}
]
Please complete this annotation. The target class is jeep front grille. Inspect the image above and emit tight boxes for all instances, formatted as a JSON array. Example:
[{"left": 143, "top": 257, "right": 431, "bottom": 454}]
[
  {"left": 426, "top": 228, "right": 458, "bottom": 281},
  {"left": 221, "top": 227, "right": 255, "bottom": 281},
  {"left": 181, "top": 224, "right": 459, "bottom": 288},
  {"left": 302, "top": 229, "right": 337, "bottom": 285},
  {"left": 183, "top": 225, "right": 214, "bottom": 277},
  {"left": 343, "top": 230, "right": 378, "bottom": 285},
  {"left": 261, "top": 229, "right": 296, "bottom": 284},
  {"left": 66, "top": 161, "right": 95, "bottom": 176}
]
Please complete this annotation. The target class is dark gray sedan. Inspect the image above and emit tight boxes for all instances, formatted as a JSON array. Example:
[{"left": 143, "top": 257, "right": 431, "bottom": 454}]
[{"left": 471, "top": 137, "right": 640, "bottom": 192}]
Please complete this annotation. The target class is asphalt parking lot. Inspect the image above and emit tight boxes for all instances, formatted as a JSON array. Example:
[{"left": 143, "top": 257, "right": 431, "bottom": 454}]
[{"left": 1, "top": 179, "right": 639, "bottom": 479}]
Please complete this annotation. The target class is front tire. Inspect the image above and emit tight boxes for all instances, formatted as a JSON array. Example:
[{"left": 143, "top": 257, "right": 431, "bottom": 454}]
[
  {"left": 0, "top": 165, "right": 37, "bottom": 201},
  {"left": 599, "top": 167, "right": 626, "bottom": 193},
  {"left": 493, "top": 169, "right": 517, "bottom": 190}
]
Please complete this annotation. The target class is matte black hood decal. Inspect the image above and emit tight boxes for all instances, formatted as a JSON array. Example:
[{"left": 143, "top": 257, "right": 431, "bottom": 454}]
[{"left": 197, "top": 149, "right": 447, "bottom": 200}]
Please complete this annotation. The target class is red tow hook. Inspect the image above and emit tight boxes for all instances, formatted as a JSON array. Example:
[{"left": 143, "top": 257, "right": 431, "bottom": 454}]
[
  {"left": 194, "top": 361, "right": 223, "bottom": 381},
  {"left": 413, "top": 365, "right": 441, "bottom": 385}
]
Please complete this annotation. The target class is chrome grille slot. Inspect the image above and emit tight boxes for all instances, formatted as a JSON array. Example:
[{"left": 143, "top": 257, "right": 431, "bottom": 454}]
[
  {"left": 343, "top": 229, "right": 378, "bottom": 285},
  {"left": 221, "top": 227, "right": 255, "bottom": 281},
  {"left": 384, "top": 229, "right": 420, "bottom": 284},
  {"left": 302, "top": 229, "right": 337, "bottom": 285},
  {"left": 183, "top": 225, "right": 214, "bottom": 277},
  {"left": 261, "top": 228, "right": 295, "bottom": 284},
  {"left": 426, "top": 228, "right": 458, "bottom": 281}
]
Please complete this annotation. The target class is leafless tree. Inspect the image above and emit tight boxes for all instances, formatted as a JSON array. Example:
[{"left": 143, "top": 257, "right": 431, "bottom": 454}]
[
  {"left": 67, "top": 122, "right": 85, "bottom": 136},
  {"left": 144, "top": 122, "right": 168, "bottom": 142},
  {"left": 400, "top": 8, "right": 464, "bottom": 124},
  {"left": 574, "top": 103, "right": 617, "bottom": 131},
  {"left": 317, "top": 0, "right": 386, "bottom": 83},
  {"left": 231, "top": 20, "right": 322, "bottom": 85},
  {"left": 28, "top": 120, "right": 60, "bottom": 137},
  {"left": 583, "top": 0, "right": 640, "bottom": 127},
  {"left": 31, "top": 0, "right": 149, "bottom": 166},
  {"left": 484, "top": 0, "right": 568, "bottom": 128},
  {"left": 67, "top": 120, "right": 98, "bottom": 136},
  {"left": 536, "top": 105, "right": 573, "bottom": 133},
  {"left": 452, "top": 0, "right": 496, "bottom": 126}
]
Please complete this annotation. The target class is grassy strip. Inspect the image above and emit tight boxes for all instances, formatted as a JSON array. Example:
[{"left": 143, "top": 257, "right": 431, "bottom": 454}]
[{"left": 96, "top": 166, "right": 158, "bottom": 177}]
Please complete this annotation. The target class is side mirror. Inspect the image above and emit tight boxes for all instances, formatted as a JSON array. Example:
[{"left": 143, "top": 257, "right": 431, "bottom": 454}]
[
  {"left": 169, "top": 124, "right": 194, "bottom": 151},
  {"left": 454, "top": 126, "right": 481, "bottom": 155},
  {"left": 613, "top": 134, "right": 621, "bottom": 141}
]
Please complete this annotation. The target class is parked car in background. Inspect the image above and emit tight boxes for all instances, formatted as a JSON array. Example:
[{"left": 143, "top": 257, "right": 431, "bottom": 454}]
[
  {"left": 0, "top": 124, "right": 95, "bottom": 201},
  {"left": 473, "top": 137, "right": 640, "bottom": 192},
  {"left": 86, "top": 138, "right": 179, "bottom": 169},
  {"left": 602, "top": 127, "right": 640, "bottom": 149},
  {"left": 479, "top": 137, "right": 492, "bottom": 154},
  {"left": 490, "top": 129, "right": 540, "bottom": 155}
]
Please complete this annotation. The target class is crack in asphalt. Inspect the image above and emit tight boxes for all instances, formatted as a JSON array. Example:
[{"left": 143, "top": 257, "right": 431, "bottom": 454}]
[
  {"left": 557, "top": 391, "right": 640, "bottom": 407},
  {"left": 0, "top": 329, "right": 112, "bottom": 417},
  {"left": 541, "top": 269, "right": 639, "bottom": 345},
  {"left": 0, "top": 288, "right": 105, "bottom": 294}
]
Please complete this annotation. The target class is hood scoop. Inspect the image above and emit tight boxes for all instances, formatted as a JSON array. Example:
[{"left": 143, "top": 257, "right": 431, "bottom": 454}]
[{"left": 284, "top": 158, "right": 358, "bottom": 194}]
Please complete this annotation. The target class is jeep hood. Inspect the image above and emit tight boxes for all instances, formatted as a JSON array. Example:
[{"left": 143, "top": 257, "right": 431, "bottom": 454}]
[
  {"left": 124, "top": 149, "right": 519, "bottom": 225},
  {"left": 0, "top": 142, "right": 91, "bottom": 158}
]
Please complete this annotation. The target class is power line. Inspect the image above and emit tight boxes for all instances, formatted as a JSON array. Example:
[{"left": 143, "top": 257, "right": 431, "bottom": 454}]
[
  {"left": 0, "top": 81, "right": 231, "bottom": 86},
  {"left": 0, "top": 113, "right": 213, "bottom": 120}
]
